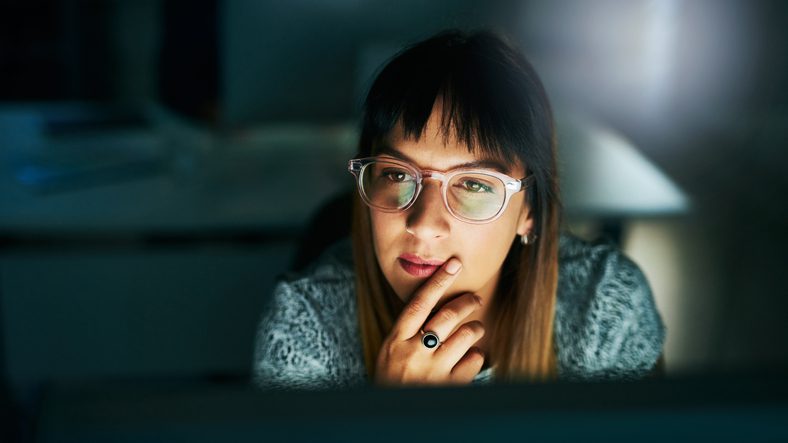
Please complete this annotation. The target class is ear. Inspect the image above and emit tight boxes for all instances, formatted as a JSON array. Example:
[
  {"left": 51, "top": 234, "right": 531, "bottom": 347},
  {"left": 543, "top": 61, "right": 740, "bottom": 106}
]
[{"left": 516, "top": 204, "right": 534, "bottom": 237}]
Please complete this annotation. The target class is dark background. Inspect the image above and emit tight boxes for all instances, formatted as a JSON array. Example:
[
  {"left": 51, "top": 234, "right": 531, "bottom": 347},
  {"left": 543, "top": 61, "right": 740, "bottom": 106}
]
[{"left": 1, "top": 0, "right": 786, "bottom": 441}]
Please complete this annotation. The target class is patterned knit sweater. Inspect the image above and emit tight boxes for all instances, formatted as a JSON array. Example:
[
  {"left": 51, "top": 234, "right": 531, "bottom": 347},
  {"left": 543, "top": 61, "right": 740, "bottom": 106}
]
[{"left": 252, "top": 232, "right": 666, "bottom": 390}]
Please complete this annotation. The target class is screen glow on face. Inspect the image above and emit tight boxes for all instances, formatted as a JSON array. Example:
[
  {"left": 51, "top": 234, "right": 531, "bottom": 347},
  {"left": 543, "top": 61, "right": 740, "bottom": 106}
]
[{"left": 357, "top": 109, "right": 535, "bottom": 306}]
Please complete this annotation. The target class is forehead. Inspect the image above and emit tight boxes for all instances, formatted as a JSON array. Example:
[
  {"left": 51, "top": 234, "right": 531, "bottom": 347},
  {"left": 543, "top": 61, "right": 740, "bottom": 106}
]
[{"left": 380, "top": 117, "right": 523, "bottom": 176}]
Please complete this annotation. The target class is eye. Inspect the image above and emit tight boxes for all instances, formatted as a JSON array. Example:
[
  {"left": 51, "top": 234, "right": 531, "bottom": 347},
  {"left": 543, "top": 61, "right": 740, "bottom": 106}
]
[
  {"left": 382, "top": 169, "right": 413, "bottom": 183},
  {"left": 460, "top": 179, "right": 493, "bottom": 193}
]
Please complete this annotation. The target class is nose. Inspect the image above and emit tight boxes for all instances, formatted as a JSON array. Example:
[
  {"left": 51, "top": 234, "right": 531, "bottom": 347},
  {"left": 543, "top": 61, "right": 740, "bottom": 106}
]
[{"left": 405, "top": 179, "right": 450, "bottom": 239}]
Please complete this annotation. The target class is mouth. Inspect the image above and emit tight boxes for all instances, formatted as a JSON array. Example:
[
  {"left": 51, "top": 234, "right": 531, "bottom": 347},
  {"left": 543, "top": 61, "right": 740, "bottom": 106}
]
[{"left": 397, "top": 254, "right": 446, "bottom": 278}]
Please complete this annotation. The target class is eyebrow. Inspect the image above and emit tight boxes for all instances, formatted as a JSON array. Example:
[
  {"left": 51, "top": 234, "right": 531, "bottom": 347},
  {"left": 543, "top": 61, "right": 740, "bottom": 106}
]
[{"left": 376, "top": 145, "right": 512, "bottom": 174}]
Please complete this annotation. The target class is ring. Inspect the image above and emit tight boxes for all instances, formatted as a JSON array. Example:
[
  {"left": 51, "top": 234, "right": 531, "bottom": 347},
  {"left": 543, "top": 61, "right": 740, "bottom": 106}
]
[{"left": 421, "top": 330, "right": 441, "bottom": 349}]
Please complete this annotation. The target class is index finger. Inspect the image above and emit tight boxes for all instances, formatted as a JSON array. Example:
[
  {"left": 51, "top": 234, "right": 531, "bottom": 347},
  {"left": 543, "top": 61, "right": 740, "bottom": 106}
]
[{"left": 393, "top": 258, "right": 462, "bottom": 340}]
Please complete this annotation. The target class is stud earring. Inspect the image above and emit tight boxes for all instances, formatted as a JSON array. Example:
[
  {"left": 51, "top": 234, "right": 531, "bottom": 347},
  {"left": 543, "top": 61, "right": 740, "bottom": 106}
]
[{"left": 521, "top": 233, "right": 538, "bottom": 245}]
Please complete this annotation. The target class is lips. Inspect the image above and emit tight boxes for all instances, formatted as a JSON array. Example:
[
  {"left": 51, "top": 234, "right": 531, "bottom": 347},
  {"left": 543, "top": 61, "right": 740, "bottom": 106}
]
[
  {"left": 397, "top": 253, "right": 446, "bottom": 278},
  {"left": 399, "top": 253, "right": 445, "bottom": 266}
]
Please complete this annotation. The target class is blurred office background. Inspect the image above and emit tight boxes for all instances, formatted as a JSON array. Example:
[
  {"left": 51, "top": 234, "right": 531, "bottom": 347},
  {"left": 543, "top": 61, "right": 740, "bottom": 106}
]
[{"left": 1, "top": 0, "right": 787, "bottom": 441}]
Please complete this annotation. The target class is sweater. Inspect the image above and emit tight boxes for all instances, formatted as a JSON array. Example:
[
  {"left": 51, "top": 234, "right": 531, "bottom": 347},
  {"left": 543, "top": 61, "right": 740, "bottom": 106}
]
[{"left": 252, "top": 232, "right": 666, "bottom": 390}]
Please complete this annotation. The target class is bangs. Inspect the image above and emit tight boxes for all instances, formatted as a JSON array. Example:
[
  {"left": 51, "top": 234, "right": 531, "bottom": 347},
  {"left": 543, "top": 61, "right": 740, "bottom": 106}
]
[{"left": 361, "top": 31, "right": 541, "bottom": 168}]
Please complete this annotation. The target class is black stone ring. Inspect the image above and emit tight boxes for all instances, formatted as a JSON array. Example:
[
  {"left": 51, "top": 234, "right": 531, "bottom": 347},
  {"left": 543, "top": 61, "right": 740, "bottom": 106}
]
[{"left": 421, "top": 330, "right": 441, "bottom": 349}]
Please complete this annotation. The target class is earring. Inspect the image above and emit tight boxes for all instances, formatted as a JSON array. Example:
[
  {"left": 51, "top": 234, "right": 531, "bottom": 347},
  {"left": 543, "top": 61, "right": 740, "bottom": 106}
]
[{"left": 521, "top": 233, "right": 538, "bottom": 245}]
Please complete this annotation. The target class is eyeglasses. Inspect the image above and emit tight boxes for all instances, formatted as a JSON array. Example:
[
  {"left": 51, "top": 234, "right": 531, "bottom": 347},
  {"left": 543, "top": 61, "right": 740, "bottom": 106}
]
[{"left": 348, "top": 156, "right": 534, "bottom": 224}]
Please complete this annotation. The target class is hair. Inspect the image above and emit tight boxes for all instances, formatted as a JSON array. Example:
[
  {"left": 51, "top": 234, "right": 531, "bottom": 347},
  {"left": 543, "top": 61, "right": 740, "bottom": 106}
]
[{"left": 351, "top": 29, "right": 563, "bottom": 382}]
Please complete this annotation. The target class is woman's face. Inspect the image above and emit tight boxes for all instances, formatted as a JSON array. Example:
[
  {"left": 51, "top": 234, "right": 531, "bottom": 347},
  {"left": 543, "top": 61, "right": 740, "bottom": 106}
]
[{"left": 370, "top": 110, "right": 534, "bottom": 305}]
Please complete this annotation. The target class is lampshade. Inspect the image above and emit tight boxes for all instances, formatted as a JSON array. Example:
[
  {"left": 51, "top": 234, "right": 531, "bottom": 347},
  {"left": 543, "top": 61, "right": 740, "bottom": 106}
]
[{"left": 556, "top": 111, "right": 689, "bottom": 218}]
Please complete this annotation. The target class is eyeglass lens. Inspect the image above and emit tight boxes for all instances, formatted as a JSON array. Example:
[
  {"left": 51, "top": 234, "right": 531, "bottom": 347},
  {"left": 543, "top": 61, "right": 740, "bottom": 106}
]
[{"left": 360, "top": 160, "right": 506, "bottom": 221}]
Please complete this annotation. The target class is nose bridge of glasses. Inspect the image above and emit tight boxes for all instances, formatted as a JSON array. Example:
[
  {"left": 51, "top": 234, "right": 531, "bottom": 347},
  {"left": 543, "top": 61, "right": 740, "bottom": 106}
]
[
  {"left": 420, "top": 170, "right": 447, "bottom": 186},
  {"left": 409, "top": 170, "right": 449, "bottom": 212},
  {"left": 413, "top": 172, "right": 445, "bottom": 202}
]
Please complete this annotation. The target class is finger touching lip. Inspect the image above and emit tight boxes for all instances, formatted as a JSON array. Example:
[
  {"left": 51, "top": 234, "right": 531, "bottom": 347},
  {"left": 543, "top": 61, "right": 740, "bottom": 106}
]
[
  {"left": 398, "top": 253, "right": 445, "bottom": 266},
  {"left": 397, "top": 258, "right": 441, "bottom": 277}
]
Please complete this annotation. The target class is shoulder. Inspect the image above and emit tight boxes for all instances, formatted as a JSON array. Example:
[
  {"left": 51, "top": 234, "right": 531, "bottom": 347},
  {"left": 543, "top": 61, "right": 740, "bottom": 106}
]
[
  {"left": 266, "top": 238, "right": 356, "bottom": 332},
  {"left": 555, "top": 232, "right": 666, "bottom": 380},
  {"left": 252, "top": 238, "right": 363, "bottom": 390},
  {"left": 278, "top": 237, "right": 356, "bottom": 312},
  {"left": 557, "top": 233, "right": 650, "bottom": 307}
]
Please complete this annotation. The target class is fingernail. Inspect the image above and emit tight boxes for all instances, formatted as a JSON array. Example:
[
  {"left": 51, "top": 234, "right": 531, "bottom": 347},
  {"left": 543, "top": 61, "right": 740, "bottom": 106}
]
[{"left": 445, "top": 258, "right": 462, "bottom": 275}]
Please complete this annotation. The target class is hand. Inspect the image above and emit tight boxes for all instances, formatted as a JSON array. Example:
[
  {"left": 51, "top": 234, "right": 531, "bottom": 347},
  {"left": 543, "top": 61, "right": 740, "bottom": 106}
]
[{"left": 374, "top": 258, "right": 486, "bottom": 386}]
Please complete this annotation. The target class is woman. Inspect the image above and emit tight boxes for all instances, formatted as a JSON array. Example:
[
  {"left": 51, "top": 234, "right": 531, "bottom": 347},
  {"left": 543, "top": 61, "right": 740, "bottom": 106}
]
[{"left": 253, "top": 30, "right": 665, "bottom": 389}]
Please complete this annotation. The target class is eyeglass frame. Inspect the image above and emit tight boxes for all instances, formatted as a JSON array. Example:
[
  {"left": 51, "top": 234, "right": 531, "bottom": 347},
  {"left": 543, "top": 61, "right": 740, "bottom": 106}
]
[{"left": 348, "top": 156, "right": 535, "bottom": 224}]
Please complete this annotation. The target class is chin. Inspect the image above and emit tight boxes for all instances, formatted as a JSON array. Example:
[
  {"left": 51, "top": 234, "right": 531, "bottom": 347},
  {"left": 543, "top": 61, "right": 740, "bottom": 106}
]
[{"left": 388, "top": 278, "right": 418, "bottom": 302}]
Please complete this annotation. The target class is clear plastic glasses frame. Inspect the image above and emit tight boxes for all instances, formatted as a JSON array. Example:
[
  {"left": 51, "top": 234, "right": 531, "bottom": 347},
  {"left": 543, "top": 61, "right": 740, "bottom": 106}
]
[{"left": 348, "top": 156, "right": 534, "bottom": 224}]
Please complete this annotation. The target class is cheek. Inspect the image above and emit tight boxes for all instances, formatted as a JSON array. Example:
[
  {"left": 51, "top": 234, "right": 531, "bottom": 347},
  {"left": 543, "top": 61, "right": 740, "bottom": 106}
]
[
  {"left": 455, "top": 225, "right": 515, "bottom": 286},
  {"left": 370, "top": 211, "right": 400, "bottom": 251},
  {"left": 369, "top": 211, "right": 417, "bottom": 299},
  {"left": 369, "top": 211, "right": 403, "bottom": 263}
]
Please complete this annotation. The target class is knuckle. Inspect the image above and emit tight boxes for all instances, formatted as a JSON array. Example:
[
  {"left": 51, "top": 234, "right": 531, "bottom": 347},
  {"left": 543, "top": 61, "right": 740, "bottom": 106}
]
[
  {"left": 430, "top": 276, "right": 448, "bottom": 291},
  {"left": 405, "top": 298, "right": 428, "bottom": 317},
  {"left": 458, "top": 325, "right": 476, "bottom": 340},
  {"left": 460, "top": 297, "right": 481, "bottom": 313},
  {"left": 470, "top": 320, "right": 485, "bottom": 333},
  {"left": 465, "top": 293, "right": 482, "bottom": 306},
  {"left": 458, "top": 322, "right": 484, "bottom": 340},
  {"left": 449, "top": 293, "right": 477, "bottom": 311},
  {"left": 437, "top": 308, "right": 458, "bottom": 323}
]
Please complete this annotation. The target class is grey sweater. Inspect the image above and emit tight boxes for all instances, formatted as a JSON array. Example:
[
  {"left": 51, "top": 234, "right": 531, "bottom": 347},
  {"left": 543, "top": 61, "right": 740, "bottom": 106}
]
[{"left": 252, "top": 233, "right": 666, "bottom": 390}]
